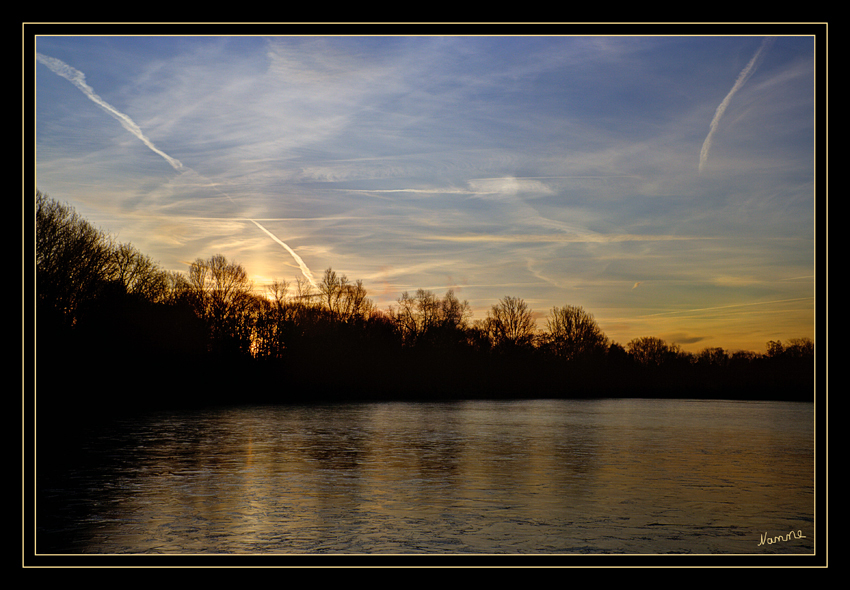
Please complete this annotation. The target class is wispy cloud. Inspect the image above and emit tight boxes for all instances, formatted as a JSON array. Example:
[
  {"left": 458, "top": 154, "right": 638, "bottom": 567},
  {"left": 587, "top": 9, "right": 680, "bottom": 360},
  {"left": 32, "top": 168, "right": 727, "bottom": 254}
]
[
  {"left": 639, "top": 296, "right": 811, "bottom": 318},
  {"left": 37, "top": 51, "right": 320, "bottom": 290},
  {"left": 426, "top": 233, "right": 717, "bottom": 244},
  {"left": 34, "top": 36, "right": 815, "bottom": 352},
  {"left": 698, "top": 37, "right": 776, "bottom": 173}
]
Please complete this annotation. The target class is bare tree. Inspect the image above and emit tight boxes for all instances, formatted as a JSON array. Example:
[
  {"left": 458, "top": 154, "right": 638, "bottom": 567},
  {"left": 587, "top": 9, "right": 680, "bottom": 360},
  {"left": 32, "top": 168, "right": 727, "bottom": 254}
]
[
  {"left": 389, "top": 288, "right": 470, "bottom": 347},
  {"left": 696, "top": 346, "right": 728, "bottom": 367},
  {"left": 109, "top": 242, "right": 170, "bottom": 303},
  {"left": 267, "top": 278, "right": 291, "bottom": 311},
  {"left": 318, "top": 267, "right": 346, "bottom": 316},
  {"left": 485, "top": 295, "right": 536, "bottom": 350},
  {"left": 186, "top": 254, "right": 256, "bottom": 355},
  {"left": 545, "top": 305, "right": 608, "bottom": 361},
  {"left": 318, "top": 267, "right": 375, "bottom": 323},
  {"left": 391, "top": 289, "right": 436, "bottom": 346},
  {"left": 784, "top": 337, "right": 814, "bottom": 358},
  {"left": 36, "top": 191, "right": 115, "bottom": 327},
  {"left": 766, "top": 337, "right": 814, "bottom": 360},
  {"left": 626, "top": 336, "right": 681, "bottom": 367},
  {"left": 766, "top": 340, "right": 785, "bottom": 358},
  {"left": 440, "top": 289, "right": 472, "bottom": 331}
]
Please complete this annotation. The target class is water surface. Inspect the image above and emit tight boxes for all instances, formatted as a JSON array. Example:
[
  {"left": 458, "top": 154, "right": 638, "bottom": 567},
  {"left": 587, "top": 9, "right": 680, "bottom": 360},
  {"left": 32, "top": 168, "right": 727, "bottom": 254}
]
[{"left": 38, "top": 398, "right": 815, "bottom": 555}]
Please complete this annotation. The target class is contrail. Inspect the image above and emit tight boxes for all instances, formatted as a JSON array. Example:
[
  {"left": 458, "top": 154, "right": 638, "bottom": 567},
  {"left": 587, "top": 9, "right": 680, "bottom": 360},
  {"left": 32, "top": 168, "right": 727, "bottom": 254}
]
[
  {"left": 36, "top": 52, "right": 184, "bottom": 171},
  {"left": 249, "top": 219, "right": 319, "bottom": 289},
  {"left": 37, "top": 52, "right": 320, "bottom": 289},
  {"left": 698, "top": 37, "right": 775, "bottom": 174}
]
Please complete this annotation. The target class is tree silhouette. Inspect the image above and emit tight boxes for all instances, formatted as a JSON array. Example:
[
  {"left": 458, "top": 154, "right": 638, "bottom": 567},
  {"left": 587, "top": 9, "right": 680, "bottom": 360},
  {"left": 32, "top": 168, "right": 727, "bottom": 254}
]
[
  {"left": 484, "top": 295, "right": 536, "bottom": 351},
  {"left": 626, "top": 336, "right": 681, "bottom": 367},
  {"left": 318, "top": 267, "right": 374, "bottom": 324},
  {"left": 696, "top": 346, "right": 729, "bottom": 368},
  {"left": 34, "top": 189, "right": 816, "bottom": 407},
  {"left": 109, "top": 242, "right": 170, "bottom": 303},
  {"left": 544, "top": 305, "right": 609, "bottom": 361},
  {"left": 36, "top": 190, "right": 115, "bottom": 329},
  {"left": 389, "top": 288, "right": 471, "bottom": 349},
  {"left": 783, "top": 337, "right": 815, "bottom": 359},
  {"left": 186, "top": 254, "right": 256, "bottom": 356}
]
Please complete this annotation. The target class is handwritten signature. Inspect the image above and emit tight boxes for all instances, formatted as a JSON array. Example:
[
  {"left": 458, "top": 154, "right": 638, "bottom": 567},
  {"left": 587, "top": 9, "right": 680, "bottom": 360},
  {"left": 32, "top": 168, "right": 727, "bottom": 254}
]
[{"left": 758, "top": 530, "right": 806, "bottom": 547}]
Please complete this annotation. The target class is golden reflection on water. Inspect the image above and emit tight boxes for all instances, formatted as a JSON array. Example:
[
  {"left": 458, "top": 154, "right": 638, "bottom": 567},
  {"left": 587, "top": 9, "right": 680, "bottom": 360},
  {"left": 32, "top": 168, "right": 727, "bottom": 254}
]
[{"left": 50, "top": 399, "right": 814, "bottom": 554}]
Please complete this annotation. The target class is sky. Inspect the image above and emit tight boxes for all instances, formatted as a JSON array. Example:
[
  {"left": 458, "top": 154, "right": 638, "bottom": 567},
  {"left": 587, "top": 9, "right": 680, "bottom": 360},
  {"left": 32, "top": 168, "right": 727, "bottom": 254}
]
[{"left": 33, "top": 32, "right": 818, "bottom": 353}]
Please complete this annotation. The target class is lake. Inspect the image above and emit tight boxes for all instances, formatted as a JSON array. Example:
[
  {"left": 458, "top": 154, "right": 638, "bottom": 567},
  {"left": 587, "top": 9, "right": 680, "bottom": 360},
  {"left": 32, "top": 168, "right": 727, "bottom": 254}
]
[{"left": 36, "top": 398, "right": 815, "bottom": 557}]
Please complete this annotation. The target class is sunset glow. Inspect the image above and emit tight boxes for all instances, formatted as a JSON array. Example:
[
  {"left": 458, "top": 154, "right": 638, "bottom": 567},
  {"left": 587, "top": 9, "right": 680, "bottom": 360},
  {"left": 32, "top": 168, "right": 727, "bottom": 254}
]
[{"left": 33, "top": 31, "right": 818, "bottom": 353}]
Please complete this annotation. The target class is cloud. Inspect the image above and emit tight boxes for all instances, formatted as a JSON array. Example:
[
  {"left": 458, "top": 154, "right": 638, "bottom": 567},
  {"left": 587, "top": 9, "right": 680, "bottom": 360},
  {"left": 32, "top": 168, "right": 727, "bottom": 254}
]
[
  {"left": 425, "top": 233, "right": 716, "bottom": 244},
  {"left": 34, "top": 36, "right": 815, "bottom": 353},
  {"left": 640, "top": 297, "right": 811, "bottom": 318},
  {"left": 37, "top": 51, "right": 320, "bottom": 290},
  {"left": 698, "top": 37, "right": 775, "bottom": 173},
  {"left": 467, "top": 177, "right": 555, "bottom": 197}
]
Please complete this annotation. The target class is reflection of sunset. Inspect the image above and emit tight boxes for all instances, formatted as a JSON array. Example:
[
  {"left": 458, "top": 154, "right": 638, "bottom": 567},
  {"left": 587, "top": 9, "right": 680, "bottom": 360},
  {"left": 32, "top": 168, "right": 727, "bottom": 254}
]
[{"left": 54, "top": 400, "right": 812, "bottom": 554}]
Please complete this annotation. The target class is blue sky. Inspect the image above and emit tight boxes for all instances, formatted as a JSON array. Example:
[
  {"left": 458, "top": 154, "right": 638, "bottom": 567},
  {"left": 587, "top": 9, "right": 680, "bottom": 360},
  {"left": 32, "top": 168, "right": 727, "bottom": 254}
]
[{"left": 34, "top": 32, "right": 818, "bottom": 353}]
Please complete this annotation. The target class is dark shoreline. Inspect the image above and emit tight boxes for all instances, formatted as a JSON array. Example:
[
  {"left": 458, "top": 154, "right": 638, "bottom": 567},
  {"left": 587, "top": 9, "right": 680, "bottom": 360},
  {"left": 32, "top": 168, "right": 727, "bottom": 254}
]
[{"left": 37, "top": 344, "right": 814, "bottom": 430}]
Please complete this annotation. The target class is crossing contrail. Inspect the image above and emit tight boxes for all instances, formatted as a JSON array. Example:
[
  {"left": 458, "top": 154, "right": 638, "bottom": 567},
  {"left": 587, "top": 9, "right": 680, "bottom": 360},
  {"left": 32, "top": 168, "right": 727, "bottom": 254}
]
[
  {"left": 37, "top": 52, "right": 320, "bottom": 290},
  {"left": 698, "top": 37, "right": 775, "bottom": 174}
]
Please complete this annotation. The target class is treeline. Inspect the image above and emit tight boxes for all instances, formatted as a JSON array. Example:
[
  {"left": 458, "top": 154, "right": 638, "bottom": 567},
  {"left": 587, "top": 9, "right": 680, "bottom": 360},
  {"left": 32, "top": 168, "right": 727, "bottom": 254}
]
[{"left": 34, "top": 191, "right": 814, "bottom": 414}]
